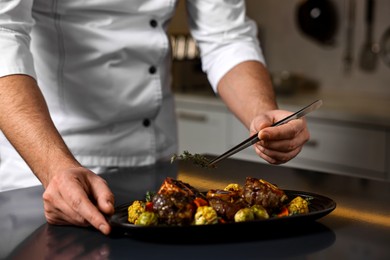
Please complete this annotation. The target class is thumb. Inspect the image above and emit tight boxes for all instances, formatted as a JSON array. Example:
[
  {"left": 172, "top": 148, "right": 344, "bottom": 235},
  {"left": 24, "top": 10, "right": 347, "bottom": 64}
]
[{"left": 251, "top": 114, "right": 274, "bottom": 134}]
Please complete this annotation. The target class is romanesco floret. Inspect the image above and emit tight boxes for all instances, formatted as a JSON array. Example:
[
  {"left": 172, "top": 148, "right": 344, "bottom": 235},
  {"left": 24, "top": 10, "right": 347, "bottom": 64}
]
[{"left": 194, "top": 206, "right": 218, "bottom": 225}]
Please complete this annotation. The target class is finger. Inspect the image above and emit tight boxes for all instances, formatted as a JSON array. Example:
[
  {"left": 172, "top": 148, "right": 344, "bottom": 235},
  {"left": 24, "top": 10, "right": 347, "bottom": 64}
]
[
  {"left": 255, "top": 145, "right": 302, "bottom": 165},
  {"left": 257, "top": 132, "right": 307, "bottom": 153},
  {"left": 259, "top": 118, "right": 305, "bottom": 141},
  {"left": 65, "top": 185, "right": 112, "bottom": 235},
  {"left": 89, "top": 176, "right": 115, "bottom": 216}
]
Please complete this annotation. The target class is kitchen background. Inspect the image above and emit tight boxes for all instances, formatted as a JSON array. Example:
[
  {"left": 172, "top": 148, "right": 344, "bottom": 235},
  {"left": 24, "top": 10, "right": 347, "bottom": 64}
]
[
  {"left": 169, "top": 0, "right": 390, "bottom": 97},
  {"left": 168, "top": 0, "right": 390, "bottom": 182}
]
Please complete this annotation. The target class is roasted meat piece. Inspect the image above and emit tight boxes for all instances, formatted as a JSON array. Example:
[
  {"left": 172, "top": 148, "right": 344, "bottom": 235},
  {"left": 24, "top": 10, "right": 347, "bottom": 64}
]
[
  {"left": 243, "top": 177, "right": 288, "bottom": 211},
  {"left": 157, "top": 177, "right": 203, "bottom": 199},
  {"left": 206, "top": 189, "right": 247, "bottom": 221},
  {"left": 152, "top": 193, "right": 195, "bottom": 225},
  {"left": 151, "top": 177, "right": 202, "bottom": 225}
]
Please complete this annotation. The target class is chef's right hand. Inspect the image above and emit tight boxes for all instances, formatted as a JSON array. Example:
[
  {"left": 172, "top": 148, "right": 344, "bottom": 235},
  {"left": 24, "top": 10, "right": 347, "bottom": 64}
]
[{"left": 42, "top": 167, "right": 115, "bottom": 235}]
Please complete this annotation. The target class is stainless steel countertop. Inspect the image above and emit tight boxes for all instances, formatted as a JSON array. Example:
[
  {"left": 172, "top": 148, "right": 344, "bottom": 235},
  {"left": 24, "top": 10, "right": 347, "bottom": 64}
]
[{"left": 1, "top": 159, "right": 389, "bottom": 259}]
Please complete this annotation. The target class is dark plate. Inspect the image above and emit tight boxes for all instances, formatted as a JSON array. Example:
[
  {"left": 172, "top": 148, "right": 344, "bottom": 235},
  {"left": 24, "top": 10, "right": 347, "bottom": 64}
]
[{"left": 109, "top": 190, "right": 336, "bottom": 242}]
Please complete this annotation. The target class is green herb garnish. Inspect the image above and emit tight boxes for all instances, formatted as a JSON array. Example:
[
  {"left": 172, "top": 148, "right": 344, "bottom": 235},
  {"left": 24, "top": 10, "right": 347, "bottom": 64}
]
[
  {"left": 145, "top": 191, "right": 155, "bottom": 202},
  {"left": 170, "top": 150, "right": 215, "bottom": 168}
]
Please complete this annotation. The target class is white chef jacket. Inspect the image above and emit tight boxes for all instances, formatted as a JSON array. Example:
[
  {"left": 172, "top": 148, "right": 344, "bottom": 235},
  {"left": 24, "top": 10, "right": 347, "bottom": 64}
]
[{"left": 0, "top": 0, "right": 265, "bottom": 191}]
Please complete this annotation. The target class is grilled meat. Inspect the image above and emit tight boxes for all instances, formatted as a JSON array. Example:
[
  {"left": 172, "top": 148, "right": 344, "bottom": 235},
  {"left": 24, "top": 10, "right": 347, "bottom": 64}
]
[
  {"left": 206, "top": 189, "right": 247, "bottom": 221},
  {"left": 243, "top": 177, "right": 288, "bottom": 211},
  {"left": 151, "top": 177, "right": 203, "bottom": 225},
  {"left": 157, "top": 177, "right": 203, "bottom": 199},
  {"left": 152, "top": 193, "right": 195, "bottom": 225}
]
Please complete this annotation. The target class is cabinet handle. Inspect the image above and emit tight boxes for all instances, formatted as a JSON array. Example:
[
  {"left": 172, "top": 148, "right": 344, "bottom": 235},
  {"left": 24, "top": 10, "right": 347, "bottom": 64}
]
[{"left": 177, "top": 111, "right": 208, "bottom": 122}]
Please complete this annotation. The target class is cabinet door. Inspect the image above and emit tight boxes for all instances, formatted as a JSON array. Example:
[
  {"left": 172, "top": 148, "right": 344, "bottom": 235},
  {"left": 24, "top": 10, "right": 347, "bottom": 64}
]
[
  {"left": 289, "top": 120, "right": 387, "bottom": 180},
  {"left": 301, "top": 121, "right": 385, "bottom": 169},
  {"left": 228, "top": 115, "right": 387, "bottom": 180},
  {"left": 176, "top": 107, "right": 228, "bottom": 155}
]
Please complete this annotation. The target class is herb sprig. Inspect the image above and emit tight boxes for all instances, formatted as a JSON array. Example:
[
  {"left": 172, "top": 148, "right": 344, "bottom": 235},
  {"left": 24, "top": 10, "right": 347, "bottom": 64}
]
[{"left": 170, "top": 150, "right": 215, "bottom": 168}]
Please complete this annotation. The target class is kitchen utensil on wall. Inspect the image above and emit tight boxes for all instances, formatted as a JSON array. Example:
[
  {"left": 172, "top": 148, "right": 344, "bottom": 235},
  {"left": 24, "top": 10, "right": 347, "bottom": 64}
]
[
  {"left": 296, "top": 0, "right": 339, "bottom": 46},
  {"left": 170, "top": 34, "right": 200, "bottom": 61},
  {"left": 343, "top": 0, "right": 356, "bottom": 74},
  {"left": 380, "top": 26, "right": 390, "bottom": 68},
  {"left": 358, "top": 0, "right": 379, "bottom": 71}
]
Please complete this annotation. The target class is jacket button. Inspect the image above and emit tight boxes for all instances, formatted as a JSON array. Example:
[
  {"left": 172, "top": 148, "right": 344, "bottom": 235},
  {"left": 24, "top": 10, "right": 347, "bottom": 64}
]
[
  {"left": 149, "top": 66, "right": 156, "bottom": 74},
  {"left": 150, "top": 19, "right": 158, "bottom": 28},
  {"left": 143, "top": 119, "right": 151, "bottom": 127}
]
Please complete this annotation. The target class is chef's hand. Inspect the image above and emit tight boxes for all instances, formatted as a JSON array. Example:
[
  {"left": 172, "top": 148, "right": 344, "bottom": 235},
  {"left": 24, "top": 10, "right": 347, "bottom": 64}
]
[
  {"left": 42, "top": 167, "right": 115, "bottom": 235},
  {"left": 250, "top": 110, "right": 310, "bottom": 164}
]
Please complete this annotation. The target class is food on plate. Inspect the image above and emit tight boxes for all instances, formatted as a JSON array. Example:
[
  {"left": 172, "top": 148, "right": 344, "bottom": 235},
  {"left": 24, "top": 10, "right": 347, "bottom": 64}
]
[
  {"left": 251, "top": 205, "right": 270, "bottom": 219},
  {"left": 234, "top": 208, "right": 255, "bottom": 222},
  {"left": 206, "top": 188, "right": 247, "bottom": 221},
  {"left": 287, "top": 196, "right": 309, "bottom": 215},
  {"left": 243, "top": 177, "right": 288, "bottom": 211},
  {"left": 194, "top": 206, "right": 219, "bottom": 225},
  {"left": 135, "top": 212, "right": 159, "bottom": 226},
  {"left": 127, "top": 177, "right": 311, "bottom": 226},
  {"left": 152, "top": 193, "right": 195, "bottom": 226},
  {"left": 224, "top": 183, "right": 242, "bottom": 192},
  {"left": 127, "top": 200, "right": 145, "bottom": 224}
]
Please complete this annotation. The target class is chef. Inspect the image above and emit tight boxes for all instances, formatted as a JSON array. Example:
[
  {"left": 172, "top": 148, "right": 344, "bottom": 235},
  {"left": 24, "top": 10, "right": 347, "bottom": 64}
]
[{"left": 0, "top": 0, "right": 309, "bottom": 234}]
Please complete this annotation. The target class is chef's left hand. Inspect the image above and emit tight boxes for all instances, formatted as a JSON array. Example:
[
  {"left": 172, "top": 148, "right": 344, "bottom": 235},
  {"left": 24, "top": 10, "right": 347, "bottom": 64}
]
[{"left": 250, "top": 110, "right": 310, "bottom": 165}]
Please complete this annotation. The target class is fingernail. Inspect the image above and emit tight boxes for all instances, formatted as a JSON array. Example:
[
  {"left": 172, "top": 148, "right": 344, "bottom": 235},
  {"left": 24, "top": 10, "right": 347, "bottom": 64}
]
[
  {"left": 261, "top": 132, "right": 270, "bottom": 140},
  {"left": 99, "top": 224, "right": 108, "bottom": 234}
]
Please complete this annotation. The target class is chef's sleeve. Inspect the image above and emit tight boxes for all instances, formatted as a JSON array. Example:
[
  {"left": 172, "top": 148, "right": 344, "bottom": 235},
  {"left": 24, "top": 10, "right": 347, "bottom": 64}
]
[
  {"left": 0, "top": 0, "right": 36, "bottom": 79},
  {"left": 186, "top": 0, "right": 266, "bottom": 92}
]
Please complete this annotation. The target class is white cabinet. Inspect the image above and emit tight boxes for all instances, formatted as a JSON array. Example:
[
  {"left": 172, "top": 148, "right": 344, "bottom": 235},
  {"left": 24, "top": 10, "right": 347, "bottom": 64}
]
[
  {"left": 228, "top": 114, "right": 389, "bottom": 181},
  {"left": 175, "top": 95, "right": 390, "bottom": 181},
  {"left": 285, "top": 119, "right": 388, "bottom": 180},
  {"left": 175, "top": 98, "right": 229, "bottom": 155}
]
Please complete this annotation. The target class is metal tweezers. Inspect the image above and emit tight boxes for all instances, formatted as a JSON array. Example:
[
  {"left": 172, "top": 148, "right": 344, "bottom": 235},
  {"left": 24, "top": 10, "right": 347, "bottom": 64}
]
[{"left": 207, "top": 99, "right": 323, "bottom": 167}]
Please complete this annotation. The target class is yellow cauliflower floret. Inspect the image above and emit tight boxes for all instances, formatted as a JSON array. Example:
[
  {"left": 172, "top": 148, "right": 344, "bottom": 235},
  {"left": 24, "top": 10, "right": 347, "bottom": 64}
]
[
  {"left": 194, "top": 206, "right": 218, "bottom": 225},
  {"left": 288, "top": 196, "right": 309, "bottom": 215},
  {"left": 224, "top": 183, "right": 242, "bottom": 192},
  {"left": 128, "top": 200, "right": 145, "bottom": 224}
]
